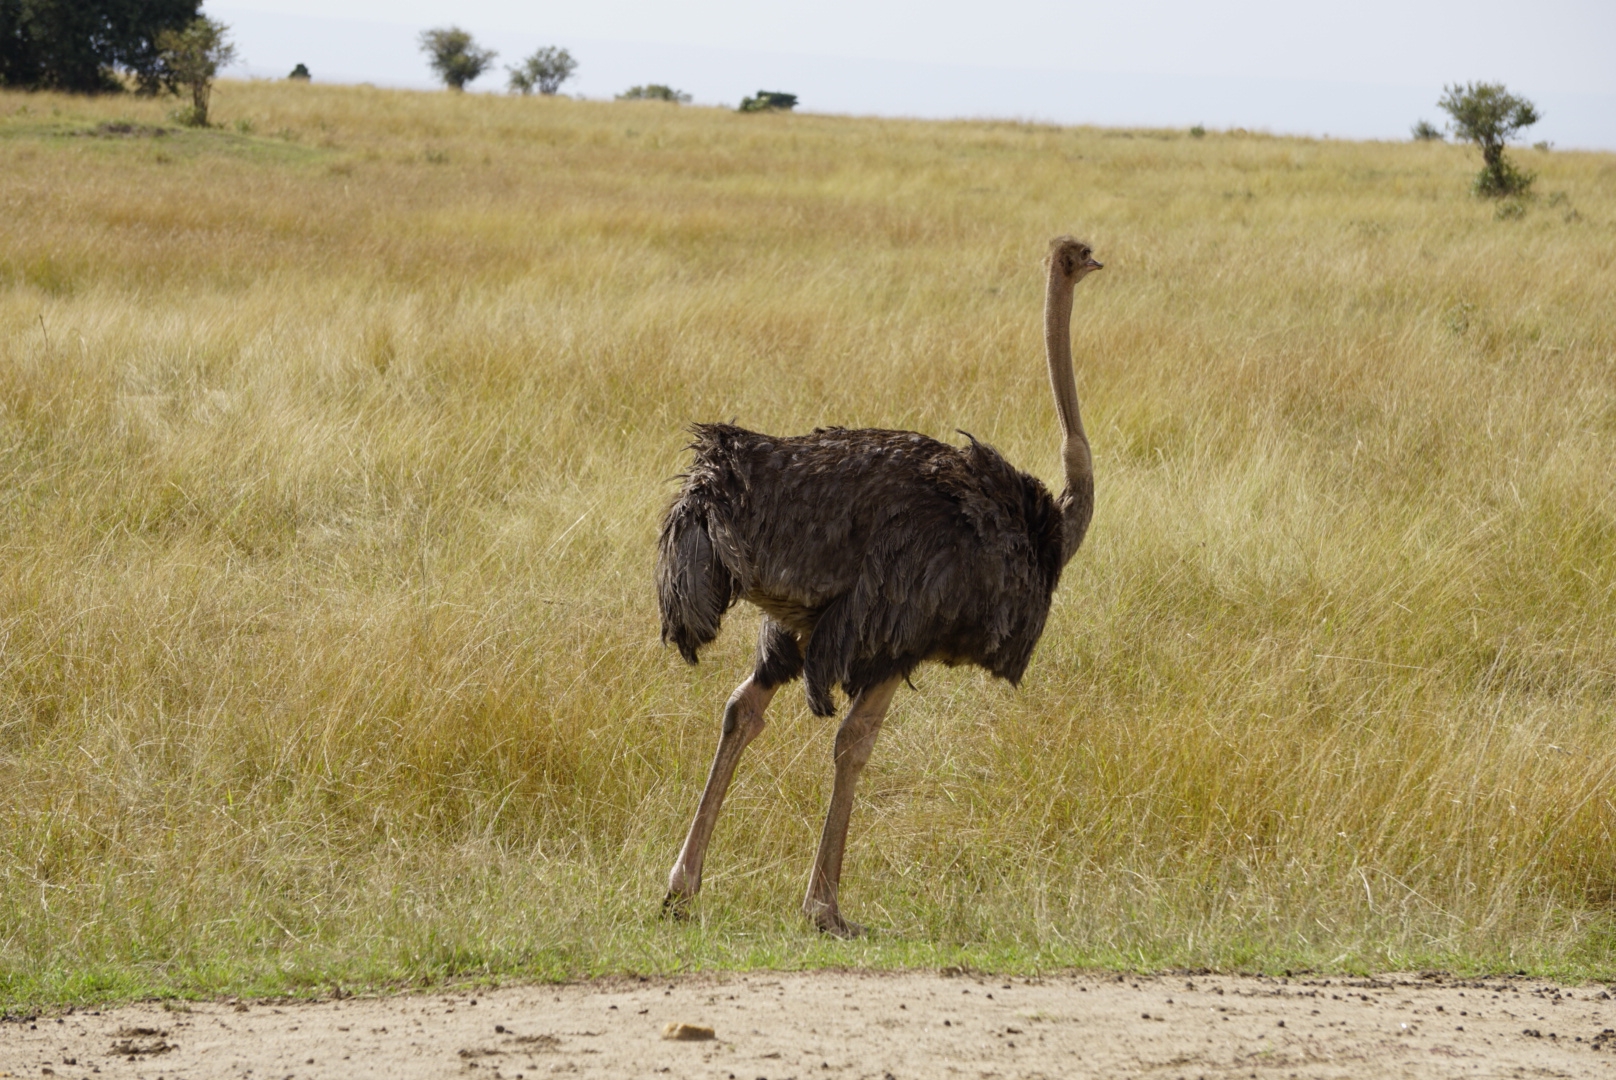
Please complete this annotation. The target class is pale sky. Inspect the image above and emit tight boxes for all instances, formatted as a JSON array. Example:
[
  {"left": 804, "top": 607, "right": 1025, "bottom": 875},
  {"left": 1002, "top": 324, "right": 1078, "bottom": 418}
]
[{"left": 213, "top": 1, "right": 1616, "bottom": 149}]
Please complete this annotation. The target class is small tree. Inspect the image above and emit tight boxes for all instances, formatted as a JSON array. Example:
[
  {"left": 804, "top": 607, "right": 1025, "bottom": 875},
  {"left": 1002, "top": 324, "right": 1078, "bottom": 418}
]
[
  {"left": 618, "top": 84, "right": 690, "bottom": 103},
  {"left": 288, "top": 63, "right": 310, "bottom": 80},
  {"left": 507, "top": 46, "right": 576, "bottom": 96},
  {"left": 1411, "top": 119, "right": 1443, "bottom": 141},
  {"left": 738, "top": 90, "right": 796, "bottom": 113},
  {"left": 154, "top": 15, "right": 236, "bottom": 127},
  {"left": 419, "top": 26, "right": 496, "bottom": 91},
  {"left": 1437, "top": 82, "right": 1540, "bottom": 197}
]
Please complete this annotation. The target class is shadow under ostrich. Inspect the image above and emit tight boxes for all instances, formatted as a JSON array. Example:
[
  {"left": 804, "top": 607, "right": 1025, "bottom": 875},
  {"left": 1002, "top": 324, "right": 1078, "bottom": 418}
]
[{"left": 657, "top": 236, "right": 1104, "bottom": 936}]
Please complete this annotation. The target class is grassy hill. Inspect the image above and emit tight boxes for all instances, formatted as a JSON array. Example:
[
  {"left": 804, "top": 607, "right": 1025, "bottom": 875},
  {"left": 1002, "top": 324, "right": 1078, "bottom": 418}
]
[{"left": 2, "top": 80, "right": 1614, "bottom": 1004}]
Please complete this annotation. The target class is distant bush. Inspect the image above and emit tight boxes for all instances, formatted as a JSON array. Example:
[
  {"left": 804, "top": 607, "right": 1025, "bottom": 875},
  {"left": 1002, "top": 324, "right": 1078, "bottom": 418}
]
[
  {"left": 739, "top": 90, "right": 796, "bottom": 113},
  {"left": 1437, "top": 82, "right": 1540, "bottom": 198},
  {"left": 1189, "top": 124, "right": 1206, "bottom": 138},
  {"left": 1411, "top": 119, "right": 1443, "bottom": 142},
  {"left": 618, "top": 84, "right": 690, "bottom": 103},
  {"left": 507, "top": 47, "right": 577, "bottom": 96},
  {"left": 1472, "top": 156, "right": 1535, "bottom": 199},
  {"left": 1548, "top": 191, "right": 1581, "bottom": 223},
  {"left": 419, "top": 26, "right": 497, "bottom": 91},
  {"left": 288, "top": 63, "right": 310, "bottom": 81},
  {"left": 154, "top": 15, "right": 235, "bottom": 127}
]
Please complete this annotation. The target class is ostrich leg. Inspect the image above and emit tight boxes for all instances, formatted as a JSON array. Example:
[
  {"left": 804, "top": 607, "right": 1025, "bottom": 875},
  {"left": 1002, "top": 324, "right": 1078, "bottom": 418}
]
[
  {"left": 663, "top": 676, "right": 777, "bottom": 916},
  {"left": 802, "top": 676, "right": 902, "bottom": 937}
]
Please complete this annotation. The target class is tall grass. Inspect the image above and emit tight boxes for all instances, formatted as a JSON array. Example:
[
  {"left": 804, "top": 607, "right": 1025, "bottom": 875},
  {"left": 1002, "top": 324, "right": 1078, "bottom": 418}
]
[{"left": 1, "top": 82, "right": 1614, "bottom": 1003}]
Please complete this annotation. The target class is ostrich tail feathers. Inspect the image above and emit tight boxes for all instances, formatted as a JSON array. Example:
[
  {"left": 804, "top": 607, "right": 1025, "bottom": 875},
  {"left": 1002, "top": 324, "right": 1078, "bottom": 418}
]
[{"left": 656, "top": 501, "right": 737, "bottom": 664}]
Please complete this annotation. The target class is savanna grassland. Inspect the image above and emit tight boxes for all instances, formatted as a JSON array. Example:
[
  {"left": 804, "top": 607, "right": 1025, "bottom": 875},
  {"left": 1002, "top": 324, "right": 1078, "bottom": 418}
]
[{"left": 1, "top": 81, "right": 1614, "bottom": 1007}]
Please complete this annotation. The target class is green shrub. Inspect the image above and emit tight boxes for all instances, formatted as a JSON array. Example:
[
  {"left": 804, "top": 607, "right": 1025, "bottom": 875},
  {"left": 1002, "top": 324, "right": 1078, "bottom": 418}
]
[
  {"left": 1411, "top": 119, "right": 1443, "bottom": 141},
  {"left": 618, "top": 84, "right": 690, "bottom": 103},
  {"left": 739, "top": 90, "right": 797, "bottom": 112},
  {"left": 1473, "top": 156, "right": 1535, "bottom": 199}
]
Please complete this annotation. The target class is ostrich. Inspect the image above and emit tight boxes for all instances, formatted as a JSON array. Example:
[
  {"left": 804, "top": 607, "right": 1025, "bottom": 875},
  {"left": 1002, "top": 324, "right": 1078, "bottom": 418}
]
[{"left": 657, "top": 236, "right": 1104, "bottom": 936}]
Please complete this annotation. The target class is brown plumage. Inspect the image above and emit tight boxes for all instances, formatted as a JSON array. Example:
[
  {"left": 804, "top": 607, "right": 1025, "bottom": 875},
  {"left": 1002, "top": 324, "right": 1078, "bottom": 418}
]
[
  {"left": 657, "top": 236, "right": 1104, "bottom": 936},
  {"left": 660, "top": 423, "right": 1069, "bottom": 716}
]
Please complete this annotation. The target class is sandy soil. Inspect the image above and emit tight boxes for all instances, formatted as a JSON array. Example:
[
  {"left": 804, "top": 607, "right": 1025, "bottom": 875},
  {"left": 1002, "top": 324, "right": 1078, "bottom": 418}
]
[{"left": 4, "top": 969, "right": 1615, "bottom": 1080}]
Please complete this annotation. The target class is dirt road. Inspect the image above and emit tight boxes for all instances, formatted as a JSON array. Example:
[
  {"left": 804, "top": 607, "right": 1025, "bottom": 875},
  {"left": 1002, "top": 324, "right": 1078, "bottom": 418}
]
[{"left": 4, "top": 969, "right": 1614, "bottom": 1079}]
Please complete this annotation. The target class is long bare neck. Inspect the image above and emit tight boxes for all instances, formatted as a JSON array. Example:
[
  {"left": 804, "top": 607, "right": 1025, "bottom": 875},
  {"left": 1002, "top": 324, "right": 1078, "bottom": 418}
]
[{"left": 1045, "top": 268, "right": 1094, "bottom": 564}]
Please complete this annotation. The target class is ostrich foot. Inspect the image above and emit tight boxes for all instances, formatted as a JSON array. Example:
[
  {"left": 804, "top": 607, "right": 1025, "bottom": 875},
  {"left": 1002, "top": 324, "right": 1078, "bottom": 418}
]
[
  {"left": 816, "top": 914, "right": 866, "bottom": 938},
  {"left": 660, "top": 891, "right": 694, "bottom": 922},
  {"left": 807, "top": 906, "right": 865, "bottom": 938}
]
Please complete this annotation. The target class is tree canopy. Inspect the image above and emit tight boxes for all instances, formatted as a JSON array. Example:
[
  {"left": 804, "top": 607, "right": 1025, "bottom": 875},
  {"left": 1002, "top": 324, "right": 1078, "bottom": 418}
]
[
  {"left": 507, "top": 46, "right": 576, "bottom": 96},
  {"left": 0, "top": 0, "right": 199, "bottom": 92},
  {"left": 419, "top": 26, "right": 496, "bottom": 91},
  {"left": 1437, "top": 82, "right": 1541, "bottom": 197}
]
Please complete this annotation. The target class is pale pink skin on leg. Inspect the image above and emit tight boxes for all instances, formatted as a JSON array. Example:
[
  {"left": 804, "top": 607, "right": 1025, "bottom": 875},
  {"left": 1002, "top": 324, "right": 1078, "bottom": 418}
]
[
  {"left": 802, "top": 676, "right": 902, "bottom": 938},
  {"left": 665, "top": 674, "right": 902, "bottom": 936},
  {"left": 665, "top": 676, "right": 777, "bottom": 907}
]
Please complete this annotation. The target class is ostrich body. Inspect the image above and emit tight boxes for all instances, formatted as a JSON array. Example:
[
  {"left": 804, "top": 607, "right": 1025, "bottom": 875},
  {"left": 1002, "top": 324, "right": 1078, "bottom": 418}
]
[{"left": 657, "top": 237, "right": 1103, "bottom": 935}]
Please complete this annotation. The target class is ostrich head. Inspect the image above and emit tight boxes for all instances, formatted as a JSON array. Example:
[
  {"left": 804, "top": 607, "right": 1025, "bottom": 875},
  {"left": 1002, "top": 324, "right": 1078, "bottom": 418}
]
[{"left": 1048, "top": 235, "right": 1103, "bottom": 283}]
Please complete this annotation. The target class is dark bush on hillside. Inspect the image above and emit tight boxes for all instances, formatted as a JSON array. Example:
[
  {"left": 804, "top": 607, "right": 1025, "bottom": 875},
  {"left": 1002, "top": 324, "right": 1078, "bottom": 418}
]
[
  {"left": 288, "top": 62, "right": 309, "bottom": 80},
  {"left": 1411, "top": 119, "right": 1443, "bottom": 141},
  {"left": 739, "top": 90, "right": 796, "bottom": 112},
  {"left": 1437, "top": 82, "right": 1540, "bottom": 198},
  {"left": 618, "top": 83, "right": 689, "bottom": 103},
  {"left": 0, "top": 0, "right": 199, "bottom": 92}
]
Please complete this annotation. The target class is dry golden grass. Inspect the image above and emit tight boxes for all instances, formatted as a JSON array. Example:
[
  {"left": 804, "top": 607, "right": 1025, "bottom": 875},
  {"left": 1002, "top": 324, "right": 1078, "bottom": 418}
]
[{"left": 2, "top": 80, "right": 1614, "bottom": 1003}]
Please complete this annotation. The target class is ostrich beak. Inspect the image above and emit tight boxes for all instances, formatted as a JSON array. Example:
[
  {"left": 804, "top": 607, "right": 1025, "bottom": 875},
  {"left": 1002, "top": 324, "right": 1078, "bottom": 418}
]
[{"left": 1085, "top": 257, "right": 1104, "bottom": 271}]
